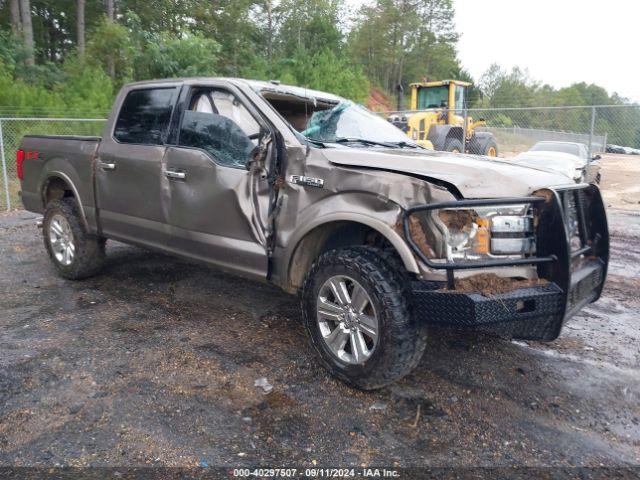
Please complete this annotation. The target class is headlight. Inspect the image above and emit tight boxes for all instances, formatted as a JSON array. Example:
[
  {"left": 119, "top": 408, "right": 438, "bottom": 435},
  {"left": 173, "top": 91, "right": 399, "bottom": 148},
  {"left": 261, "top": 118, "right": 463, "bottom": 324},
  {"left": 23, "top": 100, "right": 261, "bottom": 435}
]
[
  {"left": 573, "top": 168, "right": 583, "bottom": 181},
  {"left": 408, "top": 203, "right": 536, "bottom": 263}
]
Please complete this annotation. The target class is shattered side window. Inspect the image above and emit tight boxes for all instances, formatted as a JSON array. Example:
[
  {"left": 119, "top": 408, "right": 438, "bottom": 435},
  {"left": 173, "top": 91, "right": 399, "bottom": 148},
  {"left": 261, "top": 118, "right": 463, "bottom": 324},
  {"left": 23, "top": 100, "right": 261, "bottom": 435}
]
[
  {"left": 193, "top": 94, "right": 214, "bottom": 114},
  {"left": 179, "top": 111, "right": 255, "bottom": 168},
  {"left": 210, "top": 90, "right": 261, "bottom": 139}
]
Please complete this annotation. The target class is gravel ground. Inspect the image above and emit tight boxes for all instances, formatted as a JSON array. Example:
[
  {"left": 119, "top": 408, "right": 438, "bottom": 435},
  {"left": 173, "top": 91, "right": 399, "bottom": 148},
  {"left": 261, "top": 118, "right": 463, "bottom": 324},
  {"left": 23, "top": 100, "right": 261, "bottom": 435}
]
[
  {"left": 1, "top": 210, "right": 638, "bottom": 470},
  {"left": 0, "top": 159, "right": 638, "bottom": 471}
]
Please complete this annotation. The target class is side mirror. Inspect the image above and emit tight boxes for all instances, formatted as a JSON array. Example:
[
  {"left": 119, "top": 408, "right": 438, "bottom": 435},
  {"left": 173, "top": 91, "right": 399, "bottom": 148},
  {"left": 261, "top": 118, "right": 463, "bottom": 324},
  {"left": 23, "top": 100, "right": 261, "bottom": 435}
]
[
  {"left": 245, "top": 131, "right": 272, "bottom": 170},
  {"left": 592, "top": 154, "right": 601, "bottom": 161}
]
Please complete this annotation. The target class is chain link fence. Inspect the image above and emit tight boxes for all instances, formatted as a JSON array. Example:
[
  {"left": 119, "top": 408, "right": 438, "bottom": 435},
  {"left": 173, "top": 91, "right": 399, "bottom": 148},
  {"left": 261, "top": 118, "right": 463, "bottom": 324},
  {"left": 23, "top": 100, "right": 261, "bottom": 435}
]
[
  {"left": 382, "top": 104, "right": 640, "bottom": 157},
  {"left": 0, "top": 118, "right": 106, "bottom": 210},
  {"left": 1, "top": 105, "right": 639, "bottom": 210}
]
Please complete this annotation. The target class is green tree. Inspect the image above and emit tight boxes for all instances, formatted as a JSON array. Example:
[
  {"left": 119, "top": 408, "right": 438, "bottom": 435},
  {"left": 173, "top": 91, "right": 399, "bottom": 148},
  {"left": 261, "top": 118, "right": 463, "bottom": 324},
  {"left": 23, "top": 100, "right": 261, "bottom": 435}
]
[
  {"left": 275, "top": 0, "right": 343, "bottom": 57},
  {"left": 134, "top": 34, "right": 220, "bottom": 80},
  {"left": 275, "top": 48, "right": 369, "bottom": 102},
  {"left": 349, "top": 0, "right": 461, "bottom": 93}
]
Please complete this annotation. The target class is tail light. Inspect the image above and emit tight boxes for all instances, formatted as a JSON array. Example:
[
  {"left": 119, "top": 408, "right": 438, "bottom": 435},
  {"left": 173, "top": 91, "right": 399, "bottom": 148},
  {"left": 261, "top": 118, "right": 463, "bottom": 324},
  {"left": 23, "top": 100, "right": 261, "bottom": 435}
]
[{"left": 16, "top": 149, "right": 25, "bottom": 180}]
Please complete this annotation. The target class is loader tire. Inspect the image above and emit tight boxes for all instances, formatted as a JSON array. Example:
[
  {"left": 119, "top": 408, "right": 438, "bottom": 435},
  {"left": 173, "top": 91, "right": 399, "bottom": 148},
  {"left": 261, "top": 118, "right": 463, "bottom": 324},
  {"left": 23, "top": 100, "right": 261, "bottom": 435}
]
[
  {"left": 444, "top": 138, "right": 464, "bottom": 153},
  {"left": 483, "top": 138, "right": 499, "bottom": 156}
]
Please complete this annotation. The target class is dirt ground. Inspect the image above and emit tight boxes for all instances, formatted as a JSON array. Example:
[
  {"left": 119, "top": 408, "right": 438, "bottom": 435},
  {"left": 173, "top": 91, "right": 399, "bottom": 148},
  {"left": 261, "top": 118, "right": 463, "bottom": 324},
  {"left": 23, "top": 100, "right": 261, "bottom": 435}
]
[
  {"left": 599, "top": 154, "right": 640, "bottom": 212},
  {"left": 0, "top": 155, "right": 638, "bottom": 472}
]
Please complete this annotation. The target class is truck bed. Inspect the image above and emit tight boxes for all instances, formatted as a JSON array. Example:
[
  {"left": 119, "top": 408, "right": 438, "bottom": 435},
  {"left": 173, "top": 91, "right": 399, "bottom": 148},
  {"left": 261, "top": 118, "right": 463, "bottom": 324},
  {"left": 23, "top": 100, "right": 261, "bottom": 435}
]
[{"left": 19, "top": 135, "right": 101, "bottom": 226}]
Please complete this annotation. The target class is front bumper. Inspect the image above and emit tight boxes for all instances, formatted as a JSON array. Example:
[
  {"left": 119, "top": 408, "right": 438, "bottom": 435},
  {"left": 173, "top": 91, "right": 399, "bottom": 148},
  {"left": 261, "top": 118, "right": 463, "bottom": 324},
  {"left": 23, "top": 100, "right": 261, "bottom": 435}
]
[{"left": 404, "top": 185, "right": 609, "bottom": 341}]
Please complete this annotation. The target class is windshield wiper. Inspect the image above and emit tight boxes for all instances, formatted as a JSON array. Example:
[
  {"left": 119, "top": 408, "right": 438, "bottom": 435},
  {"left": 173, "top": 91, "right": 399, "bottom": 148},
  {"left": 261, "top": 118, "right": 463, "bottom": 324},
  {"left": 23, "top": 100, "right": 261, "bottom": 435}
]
[
  {"left": 388, "top": 141, "right": 422, "bottom": 149},
  {"left": 305, "top": 137, "right": 328, "bottom": 148},
  {"left": 333, "top": 137, "right": 398, "bottom": 148}
]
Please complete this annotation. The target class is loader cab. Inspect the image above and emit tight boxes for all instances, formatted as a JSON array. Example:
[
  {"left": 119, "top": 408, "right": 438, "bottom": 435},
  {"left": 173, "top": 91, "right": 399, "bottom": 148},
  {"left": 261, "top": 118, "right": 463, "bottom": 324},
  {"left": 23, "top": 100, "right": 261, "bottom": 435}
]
[
  {"left": 397, "top": 78, "right": 497, "bottom": 156},
  {"left": 410, "top": 80, "right": 470, "bottom": 121}
]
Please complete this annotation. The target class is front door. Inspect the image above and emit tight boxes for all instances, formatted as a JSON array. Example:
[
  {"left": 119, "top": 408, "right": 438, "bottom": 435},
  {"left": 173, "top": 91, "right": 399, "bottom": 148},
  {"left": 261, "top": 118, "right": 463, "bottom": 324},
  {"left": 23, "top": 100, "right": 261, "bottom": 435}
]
[
  {"left": 95, "top": 86, "right": 179, "bottom": 247},
  {"left": 162, "top": 86, "right": 272, "bottom": 281}
]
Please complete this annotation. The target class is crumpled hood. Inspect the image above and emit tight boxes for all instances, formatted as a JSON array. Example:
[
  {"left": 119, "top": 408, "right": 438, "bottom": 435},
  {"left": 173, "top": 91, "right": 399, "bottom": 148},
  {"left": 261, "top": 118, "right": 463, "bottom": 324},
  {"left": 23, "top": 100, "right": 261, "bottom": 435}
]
[{"left": 322, "top": 148, "right": 574, "bottom": 198}]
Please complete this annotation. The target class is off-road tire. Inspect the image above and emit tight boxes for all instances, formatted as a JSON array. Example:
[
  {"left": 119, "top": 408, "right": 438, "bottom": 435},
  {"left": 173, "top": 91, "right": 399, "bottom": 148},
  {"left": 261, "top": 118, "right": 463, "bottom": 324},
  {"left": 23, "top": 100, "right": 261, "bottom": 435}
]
[
  {"left": 482, "top": 138, "right": 499, "bottom": 157},
  {"left": 43, "top": 198, "right": 106, "bottom": 280},
  {"left": 301, "top": 246, "right": 427, "bottom": 390},
  {"left": 444, "top": 138, "right": 464, "bottom": 153}
]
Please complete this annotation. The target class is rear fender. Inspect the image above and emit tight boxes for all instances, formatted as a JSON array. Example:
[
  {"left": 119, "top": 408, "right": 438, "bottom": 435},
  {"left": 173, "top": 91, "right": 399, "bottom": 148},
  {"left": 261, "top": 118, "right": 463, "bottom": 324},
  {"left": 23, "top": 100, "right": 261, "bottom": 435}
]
[{"left": 37, "top": 157, "right": 95, "bottom": 232}]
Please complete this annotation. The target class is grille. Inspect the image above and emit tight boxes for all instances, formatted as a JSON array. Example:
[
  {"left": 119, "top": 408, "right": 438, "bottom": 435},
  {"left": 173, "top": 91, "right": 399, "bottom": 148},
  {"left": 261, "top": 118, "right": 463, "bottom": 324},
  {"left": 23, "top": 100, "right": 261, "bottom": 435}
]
[
  {"left": 556, "top": 187, "right": 591, "bottom": 265},
  {"left": 555, "top": 186, "right": 606, "bottom": 312},
  {"left": 567, "top": 266, "right": 603, "bottom": 309}
]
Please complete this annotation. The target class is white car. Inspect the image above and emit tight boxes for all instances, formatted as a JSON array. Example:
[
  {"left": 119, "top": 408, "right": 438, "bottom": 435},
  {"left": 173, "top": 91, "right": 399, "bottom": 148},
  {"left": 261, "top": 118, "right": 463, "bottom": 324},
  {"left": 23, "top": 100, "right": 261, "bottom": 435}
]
[{"left": 514, "top": 141, "right": 601, "bottom": 184}]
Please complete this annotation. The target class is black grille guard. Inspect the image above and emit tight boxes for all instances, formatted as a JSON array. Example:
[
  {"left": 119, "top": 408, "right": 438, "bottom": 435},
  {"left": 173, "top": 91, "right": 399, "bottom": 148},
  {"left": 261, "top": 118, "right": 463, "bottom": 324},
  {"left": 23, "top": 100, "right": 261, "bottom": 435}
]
[{"left": 402, "top": 185, "right": 609, "bottom": 293}]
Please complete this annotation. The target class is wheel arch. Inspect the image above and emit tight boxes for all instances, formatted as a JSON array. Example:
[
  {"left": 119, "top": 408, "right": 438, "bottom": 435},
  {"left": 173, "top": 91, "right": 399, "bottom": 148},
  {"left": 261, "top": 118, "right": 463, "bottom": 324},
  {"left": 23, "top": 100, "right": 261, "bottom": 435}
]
[
  {"left": 282, "top": 214, "right": 420, "bottom": 293},
  {"left": 41, "top": 171, "right": 89, "bottom": 229}
]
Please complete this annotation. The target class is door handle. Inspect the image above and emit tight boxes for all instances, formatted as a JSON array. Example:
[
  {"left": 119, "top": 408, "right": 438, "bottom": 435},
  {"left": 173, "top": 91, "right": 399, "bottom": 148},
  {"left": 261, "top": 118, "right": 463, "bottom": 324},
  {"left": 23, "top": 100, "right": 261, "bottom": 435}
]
[
  {"left": 165, "top": 169, "right": 186, "bottom": 180},
  {"left": 98, "top": 161, "right": 116, "bottom": 171}
]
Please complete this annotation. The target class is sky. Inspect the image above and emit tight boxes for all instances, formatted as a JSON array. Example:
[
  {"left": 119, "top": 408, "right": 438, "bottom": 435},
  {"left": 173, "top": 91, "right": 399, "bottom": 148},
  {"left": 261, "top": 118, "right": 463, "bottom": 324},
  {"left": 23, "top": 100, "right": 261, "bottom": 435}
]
[
  {"left": 454, "top": 0, "right": 640, "bottom": 102},
  {"left": 344, "top": 0, "right": 640, "bottom": 102}
]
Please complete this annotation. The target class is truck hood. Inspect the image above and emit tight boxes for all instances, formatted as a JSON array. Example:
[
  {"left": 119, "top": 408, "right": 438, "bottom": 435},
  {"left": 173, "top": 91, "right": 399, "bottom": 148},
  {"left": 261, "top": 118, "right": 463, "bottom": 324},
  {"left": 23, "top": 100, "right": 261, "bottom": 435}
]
[
  {"left": 515, "top": 150, "right": 584, "bottom": 165},
  {"left": 322, "top": 148, "right": 573, "bottom": 198},
  {"left": 514, "top": 151, "right": 582, "bottom": 180}
]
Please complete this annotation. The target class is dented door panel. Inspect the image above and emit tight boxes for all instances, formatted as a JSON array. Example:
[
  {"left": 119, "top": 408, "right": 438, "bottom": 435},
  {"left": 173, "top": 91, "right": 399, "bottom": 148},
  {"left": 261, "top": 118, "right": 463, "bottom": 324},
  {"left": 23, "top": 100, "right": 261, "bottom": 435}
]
[{"left": 162, "top": 146, "right": 269, "bottom": 281}]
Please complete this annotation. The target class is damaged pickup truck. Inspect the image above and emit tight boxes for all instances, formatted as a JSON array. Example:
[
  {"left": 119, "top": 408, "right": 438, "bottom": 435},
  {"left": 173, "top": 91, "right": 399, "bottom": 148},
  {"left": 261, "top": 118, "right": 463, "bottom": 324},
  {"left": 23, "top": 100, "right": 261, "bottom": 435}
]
[{"left": 17, "top": 78, "right": 609, "bottom": 389}]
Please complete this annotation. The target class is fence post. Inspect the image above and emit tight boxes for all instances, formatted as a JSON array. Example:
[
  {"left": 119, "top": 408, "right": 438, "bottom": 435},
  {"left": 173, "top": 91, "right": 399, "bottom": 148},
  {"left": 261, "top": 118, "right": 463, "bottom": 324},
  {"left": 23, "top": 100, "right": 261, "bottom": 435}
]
[
  {"left": 587, "top": 106, "right": 596, "bottom": 158},
  {"left": 602, "top": 131, "right": 607, "bottom": 153},
  {"left": 462, "top": 108, "right": 468, "bottom": 153},
  {"left": 0, "top": 119, "right": 10, "bottom": 211}
]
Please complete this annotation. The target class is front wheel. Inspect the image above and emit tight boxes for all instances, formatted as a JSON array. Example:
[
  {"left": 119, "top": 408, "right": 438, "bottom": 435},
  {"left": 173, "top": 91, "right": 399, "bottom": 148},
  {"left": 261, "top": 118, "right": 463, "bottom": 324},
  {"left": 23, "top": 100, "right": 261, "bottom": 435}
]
[
  {"left": 301, "top": 247, "right": 427, "bottom": 390},
  {"left": 444, "top": 138, "right": 464, "bottom": 153}
]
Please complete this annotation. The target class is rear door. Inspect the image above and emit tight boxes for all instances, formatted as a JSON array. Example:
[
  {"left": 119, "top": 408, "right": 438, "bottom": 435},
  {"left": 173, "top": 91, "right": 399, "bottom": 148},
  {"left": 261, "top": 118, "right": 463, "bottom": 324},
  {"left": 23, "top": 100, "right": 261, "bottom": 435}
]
[
  {"left": 95, "top": 85, "right": 179, "bottom": 246},
  {"left": 161, "top": 84, "right": 273, "bottom": 281}
]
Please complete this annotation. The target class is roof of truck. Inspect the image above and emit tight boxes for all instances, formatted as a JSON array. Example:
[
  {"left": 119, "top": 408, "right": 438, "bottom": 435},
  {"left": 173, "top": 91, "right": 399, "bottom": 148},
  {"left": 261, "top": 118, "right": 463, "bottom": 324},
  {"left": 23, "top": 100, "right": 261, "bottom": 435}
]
[{"left": 122, "top": 77, "right": 345, "bottom": 104}]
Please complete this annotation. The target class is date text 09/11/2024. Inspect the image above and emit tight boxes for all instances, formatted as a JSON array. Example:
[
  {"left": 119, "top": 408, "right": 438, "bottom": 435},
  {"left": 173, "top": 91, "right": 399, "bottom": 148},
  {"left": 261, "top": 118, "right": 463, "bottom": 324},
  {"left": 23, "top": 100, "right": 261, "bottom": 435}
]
[{"left": 231, "top": 468, "right": 400, "bottom": 477}]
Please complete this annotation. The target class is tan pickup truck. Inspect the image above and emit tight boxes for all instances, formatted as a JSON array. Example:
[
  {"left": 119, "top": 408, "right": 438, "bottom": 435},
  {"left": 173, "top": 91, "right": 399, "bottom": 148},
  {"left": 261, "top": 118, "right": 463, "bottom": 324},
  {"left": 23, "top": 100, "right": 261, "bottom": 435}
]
[{"left": 17, "top": 78, "right": 609, "bottom": 389}]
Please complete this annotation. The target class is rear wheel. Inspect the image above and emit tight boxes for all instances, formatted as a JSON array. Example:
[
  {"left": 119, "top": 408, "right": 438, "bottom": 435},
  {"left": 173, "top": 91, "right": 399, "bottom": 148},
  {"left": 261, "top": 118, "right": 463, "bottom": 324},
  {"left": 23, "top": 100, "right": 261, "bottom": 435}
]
[
  {"left": 301, "top": 247, "right": 427, "bottom": 390},
  {"left": 444, "top": 138, "right": 463, "bottom": 154},
  {"left": 43, "top": 198, "right": 106, "bottom": 280}
]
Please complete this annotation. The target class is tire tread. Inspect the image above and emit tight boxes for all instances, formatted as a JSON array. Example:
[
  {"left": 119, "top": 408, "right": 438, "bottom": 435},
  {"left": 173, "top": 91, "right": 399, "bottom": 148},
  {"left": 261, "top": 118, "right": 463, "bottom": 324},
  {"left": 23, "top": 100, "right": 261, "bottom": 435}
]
[
  {"left": 43, "top": 198, "right": 105, "bottom": 280},
  {"left": 302, "top": 246, "right": 426, "bottom": 390}
]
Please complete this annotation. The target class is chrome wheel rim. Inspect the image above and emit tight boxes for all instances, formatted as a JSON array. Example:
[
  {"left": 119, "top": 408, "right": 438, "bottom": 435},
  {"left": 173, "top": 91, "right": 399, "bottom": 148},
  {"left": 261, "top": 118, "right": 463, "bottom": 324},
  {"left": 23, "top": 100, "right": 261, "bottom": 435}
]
[
  {"left": 48, "top": 214, "right": 75, "bottom": 266},
  {"left": 317, "top": 275, "right": 379, "bottom": 365}
]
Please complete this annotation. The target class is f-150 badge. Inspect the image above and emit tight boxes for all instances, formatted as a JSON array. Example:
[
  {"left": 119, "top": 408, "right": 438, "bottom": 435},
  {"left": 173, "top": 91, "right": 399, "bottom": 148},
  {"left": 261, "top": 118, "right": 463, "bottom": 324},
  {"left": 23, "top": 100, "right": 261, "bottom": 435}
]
[{"left": 289, "top": 175, "right": 324, "bottom": 188}]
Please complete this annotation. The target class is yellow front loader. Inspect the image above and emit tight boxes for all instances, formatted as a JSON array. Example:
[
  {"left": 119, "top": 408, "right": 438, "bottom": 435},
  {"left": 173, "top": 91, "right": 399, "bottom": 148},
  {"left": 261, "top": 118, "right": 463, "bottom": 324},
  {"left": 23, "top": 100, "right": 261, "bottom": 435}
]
[{"left": 391, "top": 80, "right": 498, "bottom": 156}]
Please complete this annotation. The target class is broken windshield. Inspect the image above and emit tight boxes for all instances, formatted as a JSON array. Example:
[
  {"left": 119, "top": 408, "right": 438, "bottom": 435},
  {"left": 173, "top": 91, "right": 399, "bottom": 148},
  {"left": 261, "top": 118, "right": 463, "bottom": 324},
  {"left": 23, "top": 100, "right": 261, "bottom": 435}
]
[{"left": 301, "top": 101, "right": 418, "bottom": 147}]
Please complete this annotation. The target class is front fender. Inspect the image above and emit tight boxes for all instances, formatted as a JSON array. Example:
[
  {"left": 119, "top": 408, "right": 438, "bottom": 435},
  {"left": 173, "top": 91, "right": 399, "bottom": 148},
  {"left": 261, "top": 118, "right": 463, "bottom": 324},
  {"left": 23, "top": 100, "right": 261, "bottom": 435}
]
[{"left": 279, "top": 191, "right": 421, "bottom": 277}]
